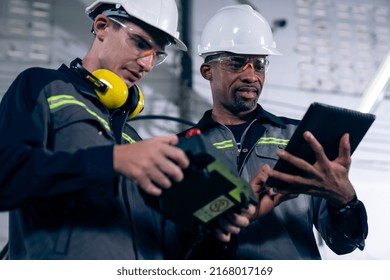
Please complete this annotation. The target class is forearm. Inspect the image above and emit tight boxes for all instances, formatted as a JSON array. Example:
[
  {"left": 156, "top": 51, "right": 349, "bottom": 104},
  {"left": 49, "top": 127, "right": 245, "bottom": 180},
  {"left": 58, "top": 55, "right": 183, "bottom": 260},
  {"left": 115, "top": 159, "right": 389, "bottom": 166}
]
[{"left": 0, "top": 144, "right": 114, "bottom": 210}]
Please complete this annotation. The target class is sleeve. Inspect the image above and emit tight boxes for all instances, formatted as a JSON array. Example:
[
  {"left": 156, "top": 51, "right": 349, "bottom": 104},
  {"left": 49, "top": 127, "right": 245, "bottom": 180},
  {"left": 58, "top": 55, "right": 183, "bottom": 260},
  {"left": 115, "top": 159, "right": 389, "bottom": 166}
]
[
  {"left": 0, "top": 69, "right": 114, "bottom": 210},
  {"left": 326, "top": 196, "right": 368, "bottom": 250},
  {"left": 313, "top": 196, "right": 368, "bottom": 255}
]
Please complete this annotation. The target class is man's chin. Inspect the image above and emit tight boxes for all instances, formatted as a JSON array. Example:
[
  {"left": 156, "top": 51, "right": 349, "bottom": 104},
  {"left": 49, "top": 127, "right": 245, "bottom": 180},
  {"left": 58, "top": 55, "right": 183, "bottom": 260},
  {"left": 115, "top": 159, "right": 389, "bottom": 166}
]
[
  {"left": 124, "top": 81, "right": 134, "bottom": 89},
  {"left": 233, "top": 102, "right": 257, "bottom": 113}
]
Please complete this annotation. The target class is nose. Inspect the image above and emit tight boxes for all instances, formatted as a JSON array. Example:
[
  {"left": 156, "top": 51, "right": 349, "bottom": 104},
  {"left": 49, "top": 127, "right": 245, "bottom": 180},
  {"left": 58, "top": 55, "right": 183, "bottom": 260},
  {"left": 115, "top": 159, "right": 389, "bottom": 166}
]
[
  {"left": 241, "top": 63, "right": 257, "bottom": 83},
  {"left": 242, "top": 63, "right": 254, "bottom": 72}
]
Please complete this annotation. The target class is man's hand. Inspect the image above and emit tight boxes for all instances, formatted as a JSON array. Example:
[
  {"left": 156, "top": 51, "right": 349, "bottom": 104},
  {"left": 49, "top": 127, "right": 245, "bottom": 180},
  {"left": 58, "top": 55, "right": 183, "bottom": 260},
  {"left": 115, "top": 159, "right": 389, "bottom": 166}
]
[
  {"left": 267, "top": 131, "right": 356, "bottom": 208},
  {"left": 212, "top": 161, "right": 300, "bottom": 242},
  {"left": 248, "top": 164, "right": 298, "bottom": 220},
  {"left": 213, "top": 204, "right": 256, "bottom": 242},
  {"left": 113, "top": 135, "right": 190, "bottom": 196}
]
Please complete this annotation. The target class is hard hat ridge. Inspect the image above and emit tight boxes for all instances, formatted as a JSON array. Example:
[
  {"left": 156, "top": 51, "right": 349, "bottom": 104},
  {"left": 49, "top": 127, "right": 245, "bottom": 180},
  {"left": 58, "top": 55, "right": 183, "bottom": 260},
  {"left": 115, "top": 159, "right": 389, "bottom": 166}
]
[{"left": 198, "top": 4, "right": 281, "bottom": 58}]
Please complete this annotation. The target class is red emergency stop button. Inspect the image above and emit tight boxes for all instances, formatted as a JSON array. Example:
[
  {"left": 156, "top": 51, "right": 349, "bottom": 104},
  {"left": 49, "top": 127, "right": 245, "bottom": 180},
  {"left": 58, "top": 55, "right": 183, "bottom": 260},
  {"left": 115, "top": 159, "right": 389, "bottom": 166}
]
[{"left": 185, "top": 128, "right": 201, "bottom": 138}]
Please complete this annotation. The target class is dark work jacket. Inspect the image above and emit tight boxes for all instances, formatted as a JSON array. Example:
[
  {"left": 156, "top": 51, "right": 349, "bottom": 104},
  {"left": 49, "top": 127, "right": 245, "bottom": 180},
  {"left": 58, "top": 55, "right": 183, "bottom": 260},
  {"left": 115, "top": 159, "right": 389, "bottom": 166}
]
[
  {"left": 0, "top": 64, "right": 164, "bottom": 259},
  {"left": 175, "top": 107, "right": 367, "bottom": 259}
]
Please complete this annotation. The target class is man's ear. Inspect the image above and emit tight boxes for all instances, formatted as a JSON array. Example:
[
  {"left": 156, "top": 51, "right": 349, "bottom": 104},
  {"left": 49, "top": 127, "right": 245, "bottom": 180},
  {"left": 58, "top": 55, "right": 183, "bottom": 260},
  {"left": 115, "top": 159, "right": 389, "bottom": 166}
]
[
  {"left": 200, "top": 63, "right": 212, "bottom": 81},
  {"left": 93, "top": 14, "right": 110, "bottom": 39}
]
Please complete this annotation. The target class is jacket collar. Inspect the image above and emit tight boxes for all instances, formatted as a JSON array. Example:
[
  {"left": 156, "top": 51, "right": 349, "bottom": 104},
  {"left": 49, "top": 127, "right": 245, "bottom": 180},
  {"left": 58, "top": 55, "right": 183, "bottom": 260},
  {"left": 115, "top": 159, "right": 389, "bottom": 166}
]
[
  {"left": 58, "top": 63, "right": 98, "bottom": 99},
  {"left": 195, "top": 104, "right": 286, "bottom": 131}
]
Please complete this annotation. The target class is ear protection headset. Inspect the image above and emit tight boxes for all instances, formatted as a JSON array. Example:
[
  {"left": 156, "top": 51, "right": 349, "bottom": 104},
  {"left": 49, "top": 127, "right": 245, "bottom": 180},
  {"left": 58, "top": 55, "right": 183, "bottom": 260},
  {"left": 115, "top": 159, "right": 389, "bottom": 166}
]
[{"left": 70, "top": 58, "right": 144, "bottom": 118}]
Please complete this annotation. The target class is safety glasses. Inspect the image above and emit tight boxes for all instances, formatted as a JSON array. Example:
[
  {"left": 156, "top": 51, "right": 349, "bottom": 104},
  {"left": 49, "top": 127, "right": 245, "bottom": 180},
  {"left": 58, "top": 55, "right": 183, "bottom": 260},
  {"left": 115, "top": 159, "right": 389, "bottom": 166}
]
[
  {"left": 109, "top": 17, "right": 168, "bottom": 66},
  {"left": 207, "top": 54, "right": 269, "bottom": 74}
]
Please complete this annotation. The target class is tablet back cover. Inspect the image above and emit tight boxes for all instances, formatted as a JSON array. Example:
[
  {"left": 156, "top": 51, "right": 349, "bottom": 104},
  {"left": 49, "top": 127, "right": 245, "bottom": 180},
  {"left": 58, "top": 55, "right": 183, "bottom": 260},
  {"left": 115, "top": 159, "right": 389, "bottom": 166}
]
[{"left": 266, "top": 102, "right": 376, "bottom": 188}]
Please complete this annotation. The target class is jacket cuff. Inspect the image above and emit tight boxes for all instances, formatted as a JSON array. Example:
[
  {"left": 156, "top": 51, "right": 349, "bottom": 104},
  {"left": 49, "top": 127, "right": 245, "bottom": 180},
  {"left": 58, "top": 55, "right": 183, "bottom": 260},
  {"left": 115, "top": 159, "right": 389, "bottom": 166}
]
[{"left": 327, "top": 197, "right": 368, "bottom": 249}]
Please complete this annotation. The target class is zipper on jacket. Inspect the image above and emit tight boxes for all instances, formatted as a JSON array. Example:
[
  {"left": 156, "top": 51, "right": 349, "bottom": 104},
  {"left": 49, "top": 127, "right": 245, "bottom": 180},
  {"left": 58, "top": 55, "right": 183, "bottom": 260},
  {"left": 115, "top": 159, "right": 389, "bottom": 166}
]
[
  {"left": 237, "top": 119, "right": 258, "bottom": 175},
  {"left": 217, "top": 122, "right": 241, "bottom": 169},
  {"left": 110, "top": 109, "right": 129, "bottom": 144}
]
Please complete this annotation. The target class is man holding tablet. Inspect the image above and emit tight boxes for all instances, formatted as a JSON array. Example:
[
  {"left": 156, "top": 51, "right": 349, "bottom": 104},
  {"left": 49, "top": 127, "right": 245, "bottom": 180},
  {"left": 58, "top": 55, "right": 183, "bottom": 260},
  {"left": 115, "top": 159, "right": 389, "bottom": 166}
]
[{"left": 179, "top": 4, "right": 369, "bottom": 259}]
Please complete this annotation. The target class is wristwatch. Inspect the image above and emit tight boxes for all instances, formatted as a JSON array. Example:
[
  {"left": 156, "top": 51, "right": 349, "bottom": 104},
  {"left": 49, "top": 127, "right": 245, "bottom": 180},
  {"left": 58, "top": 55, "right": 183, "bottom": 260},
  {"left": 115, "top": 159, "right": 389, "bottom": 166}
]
[
  {"left": 331, "top": 195, "right": 361, "bottom": 216},
  {"left": 327, "top": 195, "right": 368, "bottom": 250}
]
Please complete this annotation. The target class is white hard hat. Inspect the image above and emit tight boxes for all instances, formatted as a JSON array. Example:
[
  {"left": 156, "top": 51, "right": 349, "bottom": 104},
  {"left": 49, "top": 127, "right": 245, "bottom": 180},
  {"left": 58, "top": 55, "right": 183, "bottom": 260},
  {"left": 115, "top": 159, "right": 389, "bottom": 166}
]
[
  {"left": 86, "top": 0, "right": 187, "bottom": 51},
  {"left": 198, "top": 5, "right": 281, "bottom": 58}
]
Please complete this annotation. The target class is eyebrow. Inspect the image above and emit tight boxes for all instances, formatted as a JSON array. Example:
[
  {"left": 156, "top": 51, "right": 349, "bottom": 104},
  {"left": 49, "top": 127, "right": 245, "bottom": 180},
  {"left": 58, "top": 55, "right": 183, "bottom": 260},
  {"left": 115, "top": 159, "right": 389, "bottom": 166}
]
[
  {"left": 110, "top": 17, "right": 165, "bottom": 51},
  {"left": 130, "top": 21, "right": 170, "bottom": 48}
]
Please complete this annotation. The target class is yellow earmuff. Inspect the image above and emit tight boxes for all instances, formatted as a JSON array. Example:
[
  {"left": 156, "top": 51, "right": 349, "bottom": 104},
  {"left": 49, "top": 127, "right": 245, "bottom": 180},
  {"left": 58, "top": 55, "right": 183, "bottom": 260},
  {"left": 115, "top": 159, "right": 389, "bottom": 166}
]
[
  {"left": 127, "top": 86, "right": 144, "bottom": 119},
  {"left": 91, "top": 69, "right": 128, "bottom": 110},
  {"left": 70, "top": 58, "right": 144, "bottom": 118}
]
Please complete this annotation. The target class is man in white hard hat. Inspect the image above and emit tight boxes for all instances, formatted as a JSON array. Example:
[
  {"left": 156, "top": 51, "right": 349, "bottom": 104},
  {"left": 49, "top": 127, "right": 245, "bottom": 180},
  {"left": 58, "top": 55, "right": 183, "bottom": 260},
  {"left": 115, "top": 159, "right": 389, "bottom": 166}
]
[
  {"left": 179, "top": 5, "right": 368, "bottom": 259},
  {"left": 0, "top": 0, "right": 252, "bottom": 260}
]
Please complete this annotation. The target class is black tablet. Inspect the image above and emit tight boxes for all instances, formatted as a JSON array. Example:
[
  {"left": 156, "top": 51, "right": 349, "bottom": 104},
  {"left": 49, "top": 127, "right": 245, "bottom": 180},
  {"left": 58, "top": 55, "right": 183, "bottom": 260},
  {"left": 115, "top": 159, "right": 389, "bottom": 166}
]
[{"left": 266, "top": 102, "right": 376, "bottom": 188}]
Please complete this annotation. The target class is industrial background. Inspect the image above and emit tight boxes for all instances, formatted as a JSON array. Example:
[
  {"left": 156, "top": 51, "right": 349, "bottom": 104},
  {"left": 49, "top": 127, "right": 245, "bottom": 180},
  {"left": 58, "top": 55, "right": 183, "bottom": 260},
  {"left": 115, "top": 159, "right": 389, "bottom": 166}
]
[{"left": 0, "top": 0, "right": 389, "bottom": 259}]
